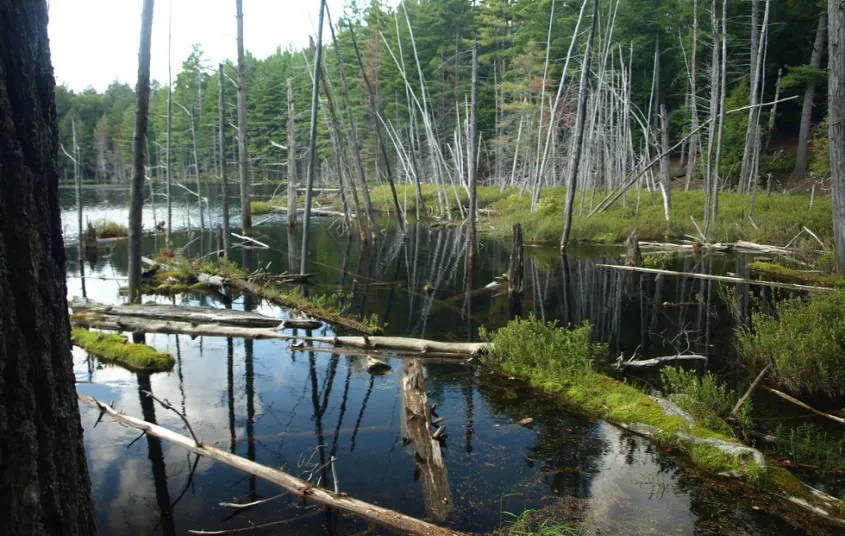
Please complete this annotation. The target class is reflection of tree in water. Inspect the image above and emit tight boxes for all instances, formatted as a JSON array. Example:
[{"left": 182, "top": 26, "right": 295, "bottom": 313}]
[
  {"left": 474, "top": 375, "right": 608, "bottom": 501},
  {"left": 136, "top": 372, "right": 176, "bottom": 536}
]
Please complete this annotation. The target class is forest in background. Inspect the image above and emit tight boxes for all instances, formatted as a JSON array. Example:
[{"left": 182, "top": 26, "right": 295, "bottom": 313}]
[{"left": 55, "top": 0, "right": 831, "bottom": 188}]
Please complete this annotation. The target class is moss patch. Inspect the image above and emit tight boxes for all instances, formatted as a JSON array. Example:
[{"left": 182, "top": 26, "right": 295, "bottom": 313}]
[
  {"left": 72, "top": 328, "right": 174, "bottom": 372},
  {"left": 749, "top": 261, "right": 845, "bottom": 289}
]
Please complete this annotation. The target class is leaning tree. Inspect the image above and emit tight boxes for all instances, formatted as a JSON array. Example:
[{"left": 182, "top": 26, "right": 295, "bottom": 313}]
[{"left": 0, "top": 0, "right": 98, "bottom": 533}]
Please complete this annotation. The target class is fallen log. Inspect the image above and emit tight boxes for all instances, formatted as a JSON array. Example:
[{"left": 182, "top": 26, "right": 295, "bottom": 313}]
[
  {"left": 761, "top": 386, "right": 845, "bottom": 426},
  {"left": 78, "top": 395, "right": 466, "bottom": 536},
  {"left": 615, "top": 354, "right": 707, "bottom": 369},
  {"left": 69, "top": 316, "right": 488, "bottom": 356},
  {"left": 69, "top": 298, "right": 321, "bottom": 330},
  {"left": 731, "top": 365, "right": 771, "bottom": 416},
  {"left": 402, "top": 360, "right": 451, "bottom": 520},
  {"left": 596, "top": 264, "right": 836, "bottom": 292}
]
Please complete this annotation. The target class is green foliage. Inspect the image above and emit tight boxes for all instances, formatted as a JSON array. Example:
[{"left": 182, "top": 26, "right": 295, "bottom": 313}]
[
  {"left": 748, "top": 261, "right": 845, "bottom": 288},
  {"left": 93, "top": 220, "right": 128, "bottom": 239},
  {"left": 758, "top": 152, "right": 797, "bottom": 179},
  {"left": 72, "top": 328, "right": 174, "bottom": 372},
  {"left": 768, "top": 423, "right": 845, "bottom": 471},
  {"left": 660, "top": 367, "right": 750, "bottom": 434},
  {"left": 500, "top": 510, "right": 589, "bottom": 536},
  {"left": 738, "top": 291, "right": 845, "bottom": 397},
  {"left": 777, "top": 65, "right": 828, "bottom": 93},
  {"left": 809, "top": 115, "right": 831, "bottom": 177}
]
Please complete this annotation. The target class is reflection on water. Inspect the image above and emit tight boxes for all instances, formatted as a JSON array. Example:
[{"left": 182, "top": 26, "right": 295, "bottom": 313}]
[{"left": 65, "top": 186, "right": 837, "bottom": 535}]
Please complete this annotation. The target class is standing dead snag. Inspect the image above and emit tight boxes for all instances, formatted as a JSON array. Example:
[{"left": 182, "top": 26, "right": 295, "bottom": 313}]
[
  {"left": 560, "top": 0, "right": 598, "bottom": 253},
  {"left": 128, "top": 0, "right": 155, "bottom": 304},
  {"left": 286, "top": 78, "right": 297, "bottom": 227},
  {"left": 509, "top": 224, "right": 524, "bottom": 296},
  {"left": 468, "top": 41, "right": 479, "bottom": 262},
  {"left": 236, "top": 0, "right": 251, "bottom": 235},
  {"left": 218, "top": 63, "right": 231, "bottom": 258},
  {"left": 794, "top": 12, "right": 828, "bottom": 177},
  {"left": 300, "top": 0, "right": 326, "bottom": 274}
]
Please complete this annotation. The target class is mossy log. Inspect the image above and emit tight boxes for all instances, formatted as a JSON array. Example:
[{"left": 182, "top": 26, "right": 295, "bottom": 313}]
[
  {"left": 71, "top": 328, "right": 174, "bottom": 372},
  {"left": 70, "top": 298, "right": 322, "bottom": 330}
]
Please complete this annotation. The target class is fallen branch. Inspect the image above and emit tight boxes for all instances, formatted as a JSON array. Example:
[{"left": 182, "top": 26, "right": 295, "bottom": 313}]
[
  {"left": 731, "top": 365, "right": 771, "bottom": 416},
  {"left": 615, "top": 354, "right": 707, "bottom": 369},
  {"left": 231, "top": 232, "right": 270, "bottom": 249},
  {"left": 761, "top": 386, "right": 845, "bottom": 426},
  {"left": 79, "top": 395, "right": 467, "bottom": 536},
  {"left": 596, "top": 264, "right": 836, "bottom": 292}
]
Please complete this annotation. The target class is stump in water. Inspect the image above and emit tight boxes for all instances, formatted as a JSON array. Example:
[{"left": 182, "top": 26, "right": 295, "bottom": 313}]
[
  {"left": 509, "top": 223, "right": 524, "bottom": 295},
  {"left": 625, "top": 230, "right": 643, "bottom": 267},
  {"left": 83, "top": 222, "right": 98, "bottom": 254}
]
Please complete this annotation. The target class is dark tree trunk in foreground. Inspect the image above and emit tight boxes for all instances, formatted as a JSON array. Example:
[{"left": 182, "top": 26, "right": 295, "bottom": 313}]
[
  {"left": 128, "top": 0, "right": 155, "bottom": 303},
  {"left": 831, "top": 0, "right": 845, "bottom": 272},
  {"left": 0, "top": 0, "right": 97, "bottom": 533},
  {"left": 794, "top": 12, "right": 828, "bottom": 177}
]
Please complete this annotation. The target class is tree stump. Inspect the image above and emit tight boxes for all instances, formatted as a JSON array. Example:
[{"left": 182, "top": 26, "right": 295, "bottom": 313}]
[
  {"left": 625, "top": 230, "right": 643, "bottom": 267},
  {"left": 509, "top": 223, "right": 524, "bottom": 296}
]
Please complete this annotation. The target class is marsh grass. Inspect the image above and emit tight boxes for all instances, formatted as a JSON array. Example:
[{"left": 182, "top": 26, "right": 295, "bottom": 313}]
[
  {"left": 660, "top": 367, "right": 751, "bottom": 435},
  {"left": 72, "top": 328, "right": 174, "bottom": 372},
  {"left": 766, "top": 423, "right": 845, "bottom": 471},
  {"left": 94, "top": 220, "right": 128, "bottom": 239},
  {"left": 737, "top": 291, "right": 845, "bottom": 397}
]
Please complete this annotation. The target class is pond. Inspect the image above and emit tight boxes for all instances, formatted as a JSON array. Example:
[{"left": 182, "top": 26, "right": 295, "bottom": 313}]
[{"left": 63, "top": 184, "right": 843, "bottom": 535}]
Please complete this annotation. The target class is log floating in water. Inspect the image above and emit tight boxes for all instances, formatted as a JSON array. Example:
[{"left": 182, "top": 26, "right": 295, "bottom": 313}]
[
  {"left": 70, "top": 298, "right": 322, "bottom": 330},
  {"left": 402, "top": 360, "right": 452, "bottom": 520},
  {"left": 78, "top": 395, "right": 466, "bottom": 536},
  {"left": 596, "top": 264, "right": 836, "bottom": 292},
  {"left": 69, "top": 315, "right": 487, "bottom": 356},
  {"left": 615, "top": 353, "right": 707, "bottom": 369}
]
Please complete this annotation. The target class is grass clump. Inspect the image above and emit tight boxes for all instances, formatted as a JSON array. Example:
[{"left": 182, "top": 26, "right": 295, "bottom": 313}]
[
  {"left": 250, "top": 200, "right": 276, "bottom": 216},
  {"left": 749, "top": 261, "right": 845, "bottom": 288},
  {"left": 94, "top": 220, "right": 128, "bottom": 239},
  {"left": 72, "top": 328, "right": 174, "bottom": 372},
  {"left": 766, "top": 423, "right": 845, "bottom": 471},
  {"left": 661, "top": 367, "right": 751, "bottom": 435},
  {"left": 737, "top": 291, "right": 845, "bottom": 397}
]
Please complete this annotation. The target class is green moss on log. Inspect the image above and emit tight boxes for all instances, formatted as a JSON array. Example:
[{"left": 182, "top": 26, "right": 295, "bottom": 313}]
[
  {"left": 72, "top": 328, "right": 175, "bottom": 372},
  {"left": 749, "top": 261, "right": 845, "bottom": 288}
]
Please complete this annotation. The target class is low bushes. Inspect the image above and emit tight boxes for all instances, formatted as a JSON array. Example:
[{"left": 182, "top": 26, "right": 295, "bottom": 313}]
[
  {"left": 94, "top": 220, "right": 128, "bottom": 239},
  {"left": 737, "top": 291, "right": 845, "bottom": 397}
]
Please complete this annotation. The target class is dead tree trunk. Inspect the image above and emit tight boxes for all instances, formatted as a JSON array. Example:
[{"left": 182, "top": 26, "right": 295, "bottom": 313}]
[
  {"left": 72, "top": 118, "right": 83, "bottom": 262},
  {"left": 739, "top": 0, "right": 770, "bottom": 192},
  {"left": 659, "top": 103, "right": 672, "bottom": 221},
  {"left": 468, "top": 41, "right": 479, "bottom": 262},
  {"left": 347, "top": 19, "right": 406, "bottom": 235},
  {"left": 831, "top": 0, "right": 845, "bottom": 272},
  {"left": 218, "top": 63, "right": 231, "bottom": 258},
  {"left": 236, "top": 0, "right": 251, "bottom": 234},
  {"left": 165, "top": 5, "right": 173, "bottom": 249},
  {"left": 286, "top": 78, "right": 297, "bottom": 227},
  {"left": 509, "top": 224, "right": 524, "bottom": 295},
  {"left": 795, "top": 12, "right": 828, "bottom": 177},
  {"left": 300, "top": 0, "right": 326, "bottom": 274},
  {"left": 560, "top": 0, "right": 598, "bottom": 252},
  {"left": 128, "top": 0, "right": 155, "bottom": 304},
  {"left": 0, "top": 0, "right": 98, "bottom": 531},
  {"left": 684, "top": 0, "right": 699, "bottom": 191}
]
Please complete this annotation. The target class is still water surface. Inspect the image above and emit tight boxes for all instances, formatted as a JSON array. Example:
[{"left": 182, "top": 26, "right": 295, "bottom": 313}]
[{"left": 62, "top": 185, "right": 838, "bottom": 535}]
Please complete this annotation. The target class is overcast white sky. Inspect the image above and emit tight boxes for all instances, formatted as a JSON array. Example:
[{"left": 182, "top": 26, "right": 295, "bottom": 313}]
[{"left": 48, "top": 0, "right": 393, "bottom": 92}]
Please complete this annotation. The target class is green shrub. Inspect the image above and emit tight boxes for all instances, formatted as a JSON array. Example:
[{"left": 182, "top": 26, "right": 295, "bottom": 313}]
[
  {"left": 738, "top": 291, "right": 845, "bottom": 397},
  {"left": 94, "top": 220, "right": 128, "bottom": 239},
  {"left": 660, "top": 367, "right": 749, "bottom": 434},
  {"left": 809, "top": 115, "right": 830, "bottom": 177},
  {"left": 480, "top": 314, "right": 602, "bottom": 379}
]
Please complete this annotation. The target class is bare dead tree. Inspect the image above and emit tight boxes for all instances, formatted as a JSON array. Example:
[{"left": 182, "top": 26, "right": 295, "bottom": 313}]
[
  {"left": 128, "top": 0, "right": 155, "bottom": 303},
  {"left": 794, "top": 11, "right": 828, "bottom": 177},
  {"left": 468, "top": 41, "right": 478, "bottom": 262},
  {"left": 286, "top": 78, "right": 297, "bottom": 227},
  {"left": 236, "top": 0, "right": 251, "bottom": 234},
  {"left": 218, "top": 63, "right": 231, "bottom": 258}
]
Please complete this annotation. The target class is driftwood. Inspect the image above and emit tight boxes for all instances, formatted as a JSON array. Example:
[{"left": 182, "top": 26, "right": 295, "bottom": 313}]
[
  {"left": 597, "top": 264, "right": 836, "bottom": 292},
  {"left": 761, "top": 386, "right": 845, "bottom": 426},
  {"left": 68, "top": 315, "right": 488, "bottom": 356},
  {"left": 78, "top": 395, "right": 466, "bottom": 536},
  {"left": 615, "top": 353, "right": 707, "bottom": 369},
  {"left": 402, "top": 360, "right": 451, "bottom": 520},
  {"left": 70, "top": 299, "right": 322, "bottom": 330}
]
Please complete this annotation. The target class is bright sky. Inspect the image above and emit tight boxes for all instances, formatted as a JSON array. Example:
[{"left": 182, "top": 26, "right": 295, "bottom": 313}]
[{"left": 48, "top": 0, "right": 391, "bottom": 92}]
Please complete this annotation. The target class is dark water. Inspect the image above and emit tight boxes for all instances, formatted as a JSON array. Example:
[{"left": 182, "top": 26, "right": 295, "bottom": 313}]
[{"left": 63, "top": 185, "right": 842, "bottom": 535}]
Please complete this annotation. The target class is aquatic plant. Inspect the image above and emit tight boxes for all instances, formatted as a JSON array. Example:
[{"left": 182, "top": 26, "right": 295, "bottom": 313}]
[
  {"left": 72, "top": 328, "right": 174, "bottom": 372},
  {"left": 748, "top": 261, "right": 845, "bottom": 288},
  {"left": 767, "top": 423, "right": 845, "bottom": 471},
  {"left": 737, "top": 291, "right": 845, "bottom": 397},
  {"left": 93, "top": 220, "right": 128, "bottom": 239}
]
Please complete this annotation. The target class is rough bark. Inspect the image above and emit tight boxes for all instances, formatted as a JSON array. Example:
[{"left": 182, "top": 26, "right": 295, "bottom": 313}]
[
  {"left": 795, "top": 12, "right": 828, "bottom": 177},
  {"left": 0, "top": 0, "right": 97, "bottom": 531},
  {"left": 128, "top": 0, "right": 155, "bottom": 303},
  {"left": 165, "top": 6, "right": 173, "bottom": 249},
  {"left": 659, "top": 103, "right": 672, "bottom": 220},
  {"left": 832, "top": 0, "right": 845, "bottom": 272},
  {"left": 219, "top": 64, "right": 231, "bottom": 258},
  {"left": 286, "top": 78, "right": 297, "bottom": 227},
  {"left": 560, "top": 0, "right": 598, "bottom": 252},
  {"left": 236, "top": 0, "right": 251, "bottom": 234}
]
